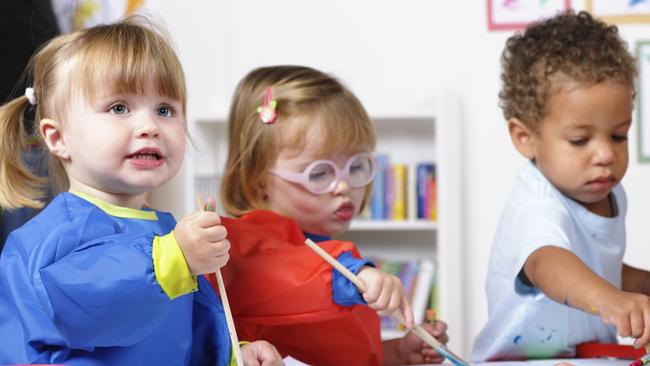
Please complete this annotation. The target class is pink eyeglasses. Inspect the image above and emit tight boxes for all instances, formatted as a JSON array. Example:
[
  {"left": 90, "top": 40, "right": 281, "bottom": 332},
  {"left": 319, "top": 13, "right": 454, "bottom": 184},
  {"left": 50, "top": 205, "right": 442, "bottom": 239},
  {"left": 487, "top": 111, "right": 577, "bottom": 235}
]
[{"left": 269, "top": 153, "right": 378, "bottom": 195}]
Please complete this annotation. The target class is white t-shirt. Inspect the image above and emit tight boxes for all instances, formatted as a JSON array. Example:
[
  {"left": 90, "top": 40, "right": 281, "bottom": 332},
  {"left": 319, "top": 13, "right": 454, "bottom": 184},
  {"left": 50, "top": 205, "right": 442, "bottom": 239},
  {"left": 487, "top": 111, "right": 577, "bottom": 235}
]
[{"left": 472, "top": 162, "right": 626, "bottom": 361}]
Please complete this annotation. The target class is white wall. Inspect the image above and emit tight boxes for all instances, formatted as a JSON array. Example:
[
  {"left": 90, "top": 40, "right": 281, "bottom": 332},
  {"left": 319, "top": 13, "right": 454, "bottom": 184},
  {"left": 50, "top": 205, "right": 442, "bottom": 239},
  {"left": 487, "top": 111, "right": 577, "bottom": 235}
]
[{"left": 146, "top": 0, "right": 650, "bottom": 358}]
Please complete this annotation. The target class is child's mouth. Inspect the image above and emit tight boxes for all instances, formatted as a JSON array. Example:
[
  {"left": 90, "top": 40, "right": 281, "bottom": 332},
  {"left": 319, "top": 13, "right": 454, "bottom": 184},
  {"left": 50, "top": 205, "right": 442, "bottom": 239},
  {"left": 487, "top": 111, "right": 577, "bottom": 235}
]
[
  {"left": 334, "top": 203, "right": 354, "bottom": 221},
  {"left": 126, "top": 148, "right": 164, "bottom": 168},
  {"left": 585, "top": 176, "right": 615, "bottom": 192}
]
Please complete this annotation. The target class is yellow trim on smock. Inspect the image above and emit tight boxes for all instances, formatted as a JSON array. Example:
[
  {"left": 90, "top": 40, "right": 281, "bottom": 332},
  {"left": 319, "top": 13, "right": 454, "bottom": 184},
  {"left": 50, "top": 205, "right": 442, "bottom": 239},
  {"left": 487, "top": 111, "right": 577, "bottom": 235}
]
[{"left": 153, "top": 232, "right": 198, "bottom": 299}]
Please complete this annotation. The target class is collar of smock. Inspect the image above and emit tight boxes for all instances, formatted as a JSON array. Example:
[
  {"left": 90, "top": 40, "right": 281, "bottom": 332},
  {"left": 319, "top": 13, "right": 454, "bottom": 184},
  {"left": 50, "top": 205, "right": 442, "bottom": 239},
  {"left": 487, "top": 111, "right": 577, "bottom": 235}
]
[{"left": 70, "top": 190, "right": 158, "bottom": 220}]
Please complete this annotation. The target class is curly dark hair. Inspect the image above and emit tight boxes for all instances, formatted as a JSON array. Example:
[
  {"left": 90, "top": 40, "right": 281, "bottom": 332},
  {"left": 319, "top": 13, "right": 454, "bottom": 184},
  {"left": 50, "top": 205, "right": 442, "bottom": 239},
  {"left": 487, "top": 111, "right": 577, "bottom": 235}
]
[{"left": 499, "top": 10, "right": 636, "bottom": 131}]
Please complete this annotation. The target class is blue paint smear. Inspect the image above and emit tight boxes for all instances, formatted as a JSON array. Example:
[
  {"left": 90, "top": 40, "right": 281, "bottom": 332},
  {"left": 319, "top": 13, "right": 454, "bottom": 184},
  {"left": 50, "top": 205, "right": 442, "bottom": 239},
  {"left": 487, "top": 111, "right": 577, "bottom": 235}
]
[
  {"left": 513, "top": 335, "right": 522, "bottom": 344},
  {"left": 437, "top": 346, "right": 470, "bottom": 366}
]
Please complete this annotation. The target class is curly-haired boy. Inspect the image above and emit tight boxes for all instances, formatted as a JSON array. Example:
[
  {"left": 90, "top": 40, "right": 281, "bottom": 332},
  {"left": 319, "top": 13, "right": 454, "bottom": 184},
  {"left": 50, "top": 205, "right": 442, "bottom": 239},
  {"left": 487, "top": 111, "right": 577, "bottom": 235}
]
[{"left": 473, "top": 10, "right": 648, "bottom": 361}]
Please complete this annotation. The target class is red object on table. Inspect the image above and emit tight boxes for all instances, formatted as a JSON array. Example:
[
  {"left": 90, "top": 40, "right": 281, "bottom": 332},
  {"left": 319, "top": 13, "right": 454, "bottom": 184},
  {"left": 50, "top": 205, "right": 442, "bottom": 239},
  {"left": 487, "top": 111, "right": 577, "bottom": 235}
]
[{"left": 576, "top": 342, "right": 646, "bottom": 360}]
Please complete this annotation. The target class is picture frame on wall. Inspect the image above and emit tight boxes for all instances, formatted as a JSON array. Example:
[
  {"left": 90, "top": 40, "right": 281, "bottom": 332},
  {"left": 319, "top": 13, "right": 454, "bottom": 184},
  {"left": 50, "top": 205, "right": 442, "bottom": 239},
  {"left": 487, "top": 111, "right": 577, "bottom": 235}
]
[
  {"left": 487, "top": 0, "right": 572, "bottom": 31},
  {"left": 586, "top": 0, "right": 650, "bottom": 24},
  {"left": 636, "top": 41, "right": 650, "bottom": 163}
]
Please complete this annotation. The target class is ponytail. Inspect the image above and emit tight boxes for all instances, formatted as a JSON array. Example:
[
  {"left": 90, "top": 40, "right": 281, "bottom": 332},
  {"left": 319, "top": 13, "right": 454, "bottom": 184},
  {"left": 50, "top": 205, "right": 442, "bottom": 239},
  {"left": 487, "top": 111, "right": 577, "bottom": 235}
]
[{"left": 0, "top": 96, "right": 46, "bottom": 209}]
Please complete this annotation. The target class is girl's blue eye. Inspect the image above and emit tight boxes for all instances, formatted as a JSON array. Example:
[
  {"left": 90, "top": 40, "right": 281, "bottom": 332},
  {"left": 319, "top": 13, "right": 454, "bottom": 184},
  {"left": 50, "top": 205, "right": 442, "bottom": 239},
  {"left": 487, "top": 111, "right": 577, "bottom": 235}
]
[
  {"left": 157, "top": 105, "right": 173, "bottom": 118},
  {"left": 110, "top": 104, "right": 128, "bottom": 115}
]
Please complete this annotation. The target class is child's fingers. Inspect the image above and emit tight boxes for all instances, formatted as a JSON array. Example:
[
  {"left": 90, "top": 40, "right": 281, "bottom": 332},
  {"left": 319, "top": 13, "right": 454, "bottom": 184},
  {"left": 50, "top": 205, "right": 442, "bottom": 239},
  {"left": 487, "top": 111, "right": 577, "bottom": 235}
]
[
  {"left": 425, "top": 321, "right": 449, "bottom": 344},
  {"left": 258, "top": 341, "right": 283, "bottom": 366},
  {"left": 418, "top": 321, "right": 448, "bottom": 346},
  {"left": 242, "top": 354, "right": 261, "bottom": 366},
  {"left": 421, "top": 346, "right": 438, "bottom": 356},
  {"left": 438, "top": 330, "right": 449, "bottom": 345},
  {"left": 643, "top": 308, "right": 650, "bottom": 347},
  {"left": 360, "top": 274, "right": 382, "bottom": 304},
  {"left": 425, "top": 355, "right": 445, "bottom": 364},
  {"left": 241, "top": 350, "right": 261, "bottom": 366},
  {"left": 400, "top": 294, "right": 414, "bottom": 329},
  {"left": 381, "top": 279, "right": 404, "bottom": 314},
  {"left": 197, "top": 211, "right": 221, "bottom": 228},
  {"left": 366, "top": 284, "right": 391, "bottom": 311},
  {"left": 204, "top": 225, "right": 228, "bottom": 243},
  {"left": 208, "top": 239, "right": 231, "bottom": 258},
  {"left": 422, "top": 347, "right": 444, "bottom": 362},
  {"left": 422, "top": 343, "right": 445, "bottom": 364},
  {"left": 380, "top": 276, "right": 405, "bottom": 314},
  {"left": 433, "top": 319, "right": 448, "bottom": 336},
  {"left": 616, "top": 314, "right": 633, "bottom": 338},
  {"left": 435, "top": 331, "right": 449, "bottom": 345},
  {"left": 633, "top": 309, "right": 650, "bottom": 348},
  {"left": 631, "top": 310, "right": 644, "bottom": 339},
  {"left": 241, "top": 340, "right": 283, "bottom": 366},
  {"left": 210, "top": 252, "right": 230, "bottom": 272},
  {"left": 384, "top": 287, "right": 402, "bottom": 314}
]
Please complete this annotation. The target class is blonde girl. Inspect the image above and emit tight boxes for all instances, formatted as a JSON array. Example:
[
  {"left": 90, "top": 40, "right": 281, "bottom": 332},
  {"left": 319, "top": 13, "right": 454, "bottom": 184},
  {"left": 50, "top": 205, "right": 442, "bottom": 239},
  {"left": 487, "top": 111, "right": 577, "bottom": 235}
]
[
  {"left": 0, "top": 17, "right": 281, "bottom": 366},
  {"left": 212, "top": 65, "right": 449, "bottom": 365}
]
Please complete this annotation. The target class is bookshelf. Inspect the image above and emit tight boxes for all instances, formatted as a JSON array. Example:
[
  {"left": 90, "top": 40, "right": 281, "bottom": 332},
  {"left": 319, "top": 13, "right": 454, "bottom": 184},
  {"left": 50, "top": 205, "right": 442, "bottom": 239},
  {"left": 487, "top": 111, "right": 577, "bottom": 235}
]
[{"left": 152, "top": 92, "right": 465, "bottom": 355}]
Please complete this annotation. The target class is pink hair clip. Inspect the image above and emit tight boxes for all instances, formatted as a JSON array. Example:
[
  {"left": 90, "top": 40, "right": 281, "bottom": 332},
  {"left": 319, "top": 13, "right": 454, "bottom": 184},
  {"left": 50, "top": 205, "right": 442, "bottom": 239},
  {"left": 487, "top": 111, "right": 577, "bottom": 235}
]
[{"left": 256, "top": 87, "right": 278, "bottom": 124}]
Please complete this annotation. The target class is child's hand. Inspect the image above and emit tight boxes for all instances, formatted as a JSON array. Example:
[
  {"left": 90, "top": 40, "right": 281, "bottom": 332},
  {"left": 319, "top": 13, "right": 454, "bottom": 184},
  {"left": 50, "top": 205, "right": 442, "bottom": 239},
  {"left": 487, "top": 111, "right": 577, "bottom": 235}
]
[
  {"left": 240, "top": 340, "right": 284, "bottom": 366},
  {"left": 596, "top": 289, "right": 650, "bottom": 347},
  {"left": 173, "top": 210, "right": 230, "bottom": 275},
  {"left": 357, "top": 266, "right": 414, "bottom": 328},
  {"left": 399, "top": 320, "right": 449, "bottom": 364}
]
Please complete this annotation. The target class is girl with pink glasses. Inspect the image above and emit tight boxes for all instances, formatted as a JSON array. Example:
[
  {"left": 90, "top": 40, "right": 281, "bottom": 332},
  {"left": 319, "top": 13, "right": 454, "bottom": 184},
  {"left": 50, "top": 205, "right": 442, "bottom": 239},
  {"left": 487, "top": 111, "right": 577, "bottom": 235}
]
[{"left": 208, "top": 65, "right": 449, "bottom": 365}]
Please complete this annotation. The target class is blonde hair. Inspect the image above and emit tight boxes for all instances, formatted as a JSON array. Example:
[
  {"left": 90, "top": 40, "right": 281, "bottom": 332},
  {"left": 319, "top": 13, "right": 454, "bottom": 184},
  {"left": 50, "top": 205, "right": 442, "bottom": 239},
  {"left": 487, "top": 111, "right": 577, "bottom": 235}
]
[
  {"left": 0, "top": 16, "right": 186, "bottom": 209},
  {"left": 221, "top": 65, "right": 376, "bottom": 217}
]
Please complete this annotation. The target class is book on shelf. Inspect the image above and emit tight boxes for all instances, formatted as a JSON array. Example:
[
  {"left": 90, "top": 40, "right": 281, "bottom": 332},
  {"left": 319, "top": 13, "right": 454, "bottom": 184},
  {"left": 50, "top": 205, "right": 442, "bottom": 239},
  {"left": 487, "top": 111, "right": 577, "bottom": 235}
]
[
  {"left": 392, "top": 164, "right": 407, "bottom": 220},
  {"left": 428, "top": 261, "right": 438, "bottom": 320},
  {"left": 371, "top": 154, "right": 389, "bottom": 220},
  {"left": 411, "top": 259, "right": 435, "bottom": 324},
  {"left": 368, "top": 155, "right": 437, "bottom": 222},
  {"left": 372, "top": 257, "right": 437, "bottom": 331},
  {"left": 416, "top": 163, "right": 437, "bottom": 221},
  {"left": 384, "top": 161, "right": 393, "bottom": 219},
  {"left": 427, "top": 177, "right": 437, "bottom": 221}
]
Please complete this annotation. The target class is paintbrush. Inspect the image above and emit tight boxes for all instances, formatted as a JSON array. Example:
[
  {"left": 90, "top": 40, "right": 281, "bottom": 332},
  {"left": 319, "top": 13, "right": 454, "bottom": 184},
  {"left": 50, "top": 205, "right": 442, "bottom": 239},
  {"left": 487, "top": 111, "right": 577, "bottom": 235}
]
[
  {"left": 196, "top": 195, "right": 243, "bottom": 366},
  {"left": 304, "top": 238, "right": 469, "bottom": 366}
]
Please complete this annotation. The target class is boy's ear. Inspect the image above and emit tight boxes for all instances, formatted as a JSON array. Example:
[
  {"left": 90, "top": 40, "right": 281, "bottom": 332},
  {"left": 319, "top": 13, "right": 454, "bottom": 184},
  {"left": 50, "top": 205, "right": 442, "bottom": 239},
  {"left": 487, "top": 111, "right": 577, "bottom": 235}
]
[
  {"left": 40, "top": 118, "right": 70, "bottom": 159},
  {"left": 508, "top": 118, "right": 536, "bottom": 160}
]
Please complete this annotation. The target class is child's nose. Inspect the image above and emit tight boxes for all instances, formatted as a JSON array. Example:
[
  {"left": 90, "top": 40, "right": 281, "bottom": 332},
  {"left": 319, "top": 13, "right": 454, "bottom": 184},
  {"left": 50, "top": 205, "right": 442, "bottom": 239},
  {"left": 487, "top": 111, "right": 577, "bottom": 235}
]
[
  {"left": 136, "top": 115, "right": 160, "bottom": 138},
  {"left": 332, "top": 179, "right": 351, "bottom": 195},
  {"left": 594, "top": 142, "right": 615, "bottom": 165}
]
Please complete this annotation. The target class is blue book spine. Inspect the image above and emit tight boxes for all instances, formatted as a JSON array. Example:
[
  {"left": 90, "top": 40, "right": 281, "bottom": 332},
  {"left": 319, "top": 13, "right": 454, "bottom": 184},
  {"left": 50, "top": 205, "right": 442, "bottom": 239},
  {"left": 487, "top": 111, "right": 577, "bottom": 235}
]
[
  {"left": 371, "top": 154, "right": 389, "bottom": 220},
  {"left": 416, "top": 163, "right": 434, "bottom": 219}
]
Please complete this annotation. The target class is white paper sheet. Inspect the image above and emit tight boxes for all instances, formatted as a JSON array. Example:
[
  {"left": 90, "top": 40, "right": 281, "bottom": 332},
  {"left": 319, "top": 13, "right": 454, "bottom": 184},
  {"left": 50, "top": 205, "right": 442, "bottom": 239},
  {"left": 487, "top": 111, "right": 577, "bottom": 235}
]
[
  {"left": 284, "top": 356, "right": 629, "bottom": 365},
  {"left": 283, "top": 355, "right": 310, "bottom": 366},
  {"left": 470, "top": 359, "right": 629, "bottom": 366}
]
